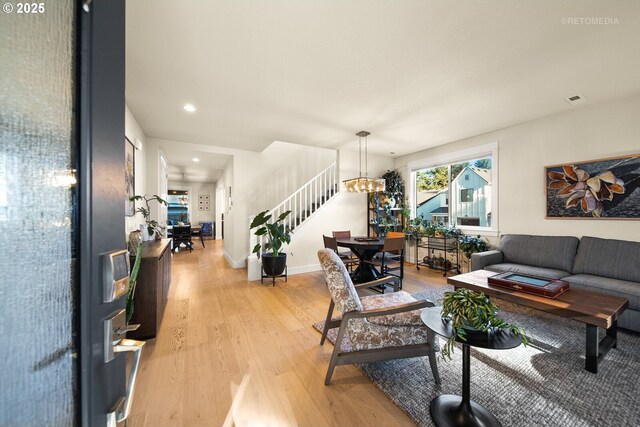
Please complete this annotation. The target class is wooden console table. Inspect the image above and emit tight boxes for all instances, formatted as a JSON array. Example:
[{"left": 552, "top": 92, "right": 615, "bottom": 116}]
[{"left": 129, "top": 238, "right": 172, "bottom": 340}]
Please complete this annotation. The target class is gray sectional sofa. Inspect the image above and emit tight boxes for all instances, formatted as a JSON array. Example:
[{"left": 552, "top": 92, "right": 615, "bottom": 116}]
[{"left": 471, "top": 234, "right": 640, "bottom": 333}]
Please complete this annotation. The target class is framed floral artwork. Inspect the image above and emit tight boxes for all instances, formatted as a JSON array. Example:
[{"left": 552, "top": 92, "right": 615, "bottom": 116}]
[
  {"left": 125, "top": 137, "right": 135, "bottom": 216},
  {"left": 545, "top": 153, "right": 640, "bottom": 219}
]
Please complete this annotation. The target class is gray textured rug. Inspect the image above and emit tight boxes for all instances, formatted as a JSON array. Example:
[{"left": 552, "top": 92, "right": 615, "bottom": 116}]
[{"left": 313, "top": 286, "right": 640, "bottom": 427}]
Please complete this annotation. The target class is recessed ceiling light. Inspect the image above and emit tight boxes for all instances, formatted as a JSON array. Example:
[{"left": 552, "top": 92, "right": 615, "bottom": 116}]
[
  {"left": 183, "top": 103, "right": 196, "bottom": 113},
  {"left": 390, "top": 152, "right": 395, "bottom": 155},
  {"left": 192, "top": 157, "right": 200, "bottom": 162}
]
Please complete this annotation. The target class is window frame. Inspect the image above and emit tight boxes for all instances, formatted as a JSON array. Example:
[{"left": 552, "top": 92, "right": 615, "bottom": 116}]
[
  {"left": 407, "top": 142, "right": 499, "bottom": 236},
  {"left": 460, "top": 188, "right": 474, "bottom": 203}
]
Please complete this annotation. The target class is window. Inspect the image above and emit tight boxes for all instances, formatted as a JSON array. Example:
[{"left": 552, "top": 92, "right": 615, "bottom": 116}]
[
  {"left": 460, "top": 188, "right": 474, "bottom": 202},
  {"left": 410, "top": 143, "right": 497, "bottom": 233}
]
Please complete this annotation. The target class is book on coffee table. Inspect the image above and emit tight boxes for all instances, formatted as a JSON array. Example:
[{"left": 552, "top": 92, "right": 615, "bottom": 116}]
[{"left": 487, "top": 272, "right": 569, "bottom": 298}]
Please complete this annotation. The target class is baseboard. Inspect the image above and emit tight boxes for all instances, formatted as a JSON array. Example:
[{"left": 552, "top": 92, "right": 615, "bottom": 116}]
[
  {"left": 224, "top": 251, "right": 246, "bottom": 269},
  {"left": 287, "top": 263, "right": 321, "bottom": 276}
]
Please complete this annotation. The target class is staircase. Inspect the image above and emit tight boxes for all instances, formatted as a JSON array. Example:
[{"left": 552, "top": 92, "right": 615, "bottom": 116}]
[{"left": 248, "top": 162, "right": 338, "bottom": 279}]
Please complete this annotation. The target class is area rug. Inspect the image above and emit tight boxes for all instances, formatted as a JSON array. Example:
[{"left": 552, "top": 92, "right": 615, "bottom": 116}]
[{"left": 313, "top": 286, "right": 640, "bottom": 427}]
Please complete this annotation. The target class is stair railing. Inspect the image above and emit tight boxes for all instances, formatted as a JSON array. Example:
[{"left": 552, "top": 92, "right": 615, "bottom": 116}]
[{"left": 249, "top": 161, "right": 337, "bottom": 262}]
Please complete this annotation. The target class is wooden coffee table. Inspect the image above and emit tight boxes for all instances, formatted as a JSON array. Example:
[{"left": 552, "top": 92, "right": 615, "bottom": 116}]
[{"left": 447, "top": 270, "right": 629, "bottom": 374}]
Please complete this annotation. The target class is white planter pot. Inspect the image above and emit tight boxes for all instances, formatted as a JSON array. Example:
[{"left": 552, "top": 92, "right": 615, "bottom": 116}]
[{"left": 140, "top": 224, "right": 152, "bottom": 241}]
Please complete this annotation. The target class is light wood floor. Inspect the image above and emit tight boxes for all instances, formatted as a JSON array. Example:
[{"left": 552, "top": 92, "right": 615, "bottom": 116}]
[{"left": 129, "top": 240, "right": 449, "bottom": 427}]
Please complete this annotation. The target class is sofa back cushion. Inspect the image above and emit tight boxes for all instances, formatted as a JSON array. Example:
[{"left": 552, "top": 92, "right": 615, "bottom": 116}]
[
  {"left": 572, "top": 236, "right": 640, "bottom": 282},
  {"left": 499, "top": 234, "right": 579, "bottom": 272}
]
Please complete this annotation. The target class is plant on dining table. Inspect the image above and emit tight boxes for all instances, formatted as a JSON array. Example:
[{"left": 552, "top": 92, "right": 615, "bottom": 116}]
[{"left": 440, "top": 288, "right": 529, "bottom": 360}]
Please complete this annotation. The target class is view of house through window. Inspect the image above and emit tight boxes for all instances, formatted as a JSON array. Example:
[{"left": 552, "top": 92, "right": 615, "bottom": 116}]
[{"left": 415, "top": 156, "right": 492, "bottom": 228}]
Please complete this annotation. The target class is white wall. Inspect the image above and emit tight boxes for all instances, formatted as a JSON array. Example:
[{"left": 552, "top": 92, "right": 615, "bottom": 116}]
[
  {"left": 246, "top": 149, "right": 394, "bottom": 278},
  {"left": 280, "top": 150, "right": 394, "bottom": 274},
  {"left": 167, "top": 180, "right": 216, "bottom": 224},
  {"left": 395, "top": 93, "right": 640, "bottom": 245},
  {"left": 221, "top": 159, "right": 235, "bottom": 265},
  {"left": 229, "top": 142, "right": 337, "bottom": 267},
  {"left": 125, "top": 105, "right": 147, "bottom": 236}
]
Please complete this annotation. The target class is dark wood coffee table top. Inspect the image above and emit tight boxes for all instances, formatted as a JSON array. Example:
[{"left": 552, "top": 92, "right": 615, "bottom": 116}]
[{"left": 447, "top": 270, "right": 629, "bottom": 329}]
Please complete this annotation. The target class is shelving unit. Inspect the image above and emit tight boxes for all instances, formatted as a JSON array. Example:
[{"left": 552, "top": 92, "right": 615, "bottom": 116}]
[
  {"left": 367, "top": 192, "right": 405, "bottom": 237},
  {"left": 416, "top": 236, "right": 460, "bottom": 277}
]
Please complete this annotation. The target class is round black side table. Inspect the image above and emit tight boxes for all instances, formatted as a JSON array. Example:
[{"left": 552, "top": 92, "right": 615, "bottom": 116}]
[{"left": 421, "top": 307, "right": 522, "bottom": 427}]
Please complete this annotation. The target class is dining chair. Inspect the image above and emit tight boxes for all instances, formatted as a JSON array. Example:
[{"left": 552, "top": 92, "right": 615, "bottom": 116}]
[
  {"left": 332, "top": 230, "right": 351, "bottom": 239},
  {"left": 330, "top": 230, "right": 356, "bottom": 259},
  {"left": 317, "top": 249, "right": 440, "bottom": 385},
  {"left": 386, "top": 231, "right": 405, "bottom": 238},
  {"left": 364, "top": 237, "right": 405, "bottom": 287},
  {"left": 172, "top": 225, "right": 193, "bottom": 252},
  {"left": 323, "top": 235, "right": 359, "bottom": 272}
]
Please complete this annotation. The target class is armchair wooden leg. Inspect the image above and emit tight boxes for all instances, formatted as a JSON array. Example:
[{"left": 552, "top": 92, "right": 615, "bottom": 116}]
[
  {"left": 427, "top": 329, "right": 441, "bottom": 384},
  {"left": 325, "top": 321, "right": 349, "bottom": 385},
  {"left": 321, "top": 300, "right": 335, "bottom": 345}
]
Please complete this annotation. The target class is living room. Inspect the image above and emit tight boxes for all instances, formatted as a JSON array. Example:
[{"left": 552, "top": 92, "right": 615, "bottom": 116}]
[
  {"left": 2, "top": 1, "right": 639, "bottom": 426},
  {"left": 122, "top": 1, "right": 639, "bottom": 426}
]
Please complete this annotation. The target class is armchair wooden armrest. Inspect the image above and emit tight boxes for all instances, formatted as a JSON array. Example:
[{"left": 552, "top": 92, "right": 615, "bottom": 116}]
[
  {"left": 343, "top": 299, "right": 433, "bottom": 320},
  {"left": 354, "top": 275, "right": 400, "bottom": 292}
]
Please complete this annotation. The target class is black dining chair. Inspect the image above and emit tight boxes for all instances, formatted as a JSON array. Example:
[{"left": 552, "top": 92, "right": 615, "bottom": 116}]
[
  {"left": 364, "top": 236, "right": 404, "bottom": 288},
  {"left": 323, "top": 235, "right": 359, "bottom": 272},
  {"left": 331, "top": 230, "right": 356, "bottom": 259},
  {"left": 172, "top": 225, "right": 193, "bottom": 252}
]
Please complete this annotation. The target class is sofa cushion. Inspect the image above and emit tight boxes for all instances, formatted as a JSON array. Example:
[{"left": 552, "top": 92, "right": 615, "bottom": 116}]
[
  {"left": 572, "top": 236, "right": 640, "bottom": 283},
  {"left": 563, "top": 274, "right": 639, "bottom": 311},
  {"left": 485, "top": 263, "right": 570, "bottom": 280},
  {"left": 499, "top": 234, "right": 579, "bottom": 272}
]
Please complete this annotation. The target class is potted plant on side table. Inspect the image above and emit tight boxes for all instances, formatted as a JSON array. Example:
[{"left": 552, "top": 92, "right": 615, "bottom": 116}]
[
  {"left": 250, "top": 210, "right": 292, "bottom": 279},
  {"left": 440, "top": 288, "right": 529, "bottom": 360}
]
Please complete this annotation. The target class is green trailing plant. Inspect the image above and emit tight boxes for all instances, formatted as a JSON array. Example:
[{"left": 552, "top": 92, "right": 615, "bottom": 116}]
[
  {"left": 407, "top": 215, "right": 424, "bottom": 237},
  {"left": 458, "top": 234, "right": 490, "bottom": 259},
  {"left": 126, "top": 241, "right": 144, "bottom": 324},
  {"left": 130, "top": 194, "right": 168, "bottom": 238},
  {"left": 440, "top": 288, "right": 529, "bottom": 360},
  {"left": 250, "top": 210, "right": 292, "bottom": 257},
  {"left": 381, "top": 169, "right": 404, "bottom": 207}
]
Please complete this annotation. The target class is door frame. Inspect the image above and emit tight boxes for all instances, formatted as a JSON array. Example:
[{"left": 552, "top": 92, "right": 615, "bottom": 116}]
[{"left": 78, "top": 1, "right": 128, "bottom": 426}]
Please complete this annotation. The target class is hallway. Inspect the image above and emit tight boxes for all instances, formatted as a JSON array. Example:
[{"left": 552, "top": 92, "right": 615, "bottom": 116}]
[{"left": 129, "top": 240, "right": 447, "bottom": 426}]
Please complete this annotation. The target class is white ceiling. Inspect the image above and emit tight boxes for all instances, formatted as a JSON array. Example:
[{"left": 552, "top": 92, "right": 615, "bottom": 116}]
[
  {"left": 126, "top": 1, "right": 640, "bottom": 158},
  {"left": 163, "top": 150, "right": 231, "bottom": 183}
]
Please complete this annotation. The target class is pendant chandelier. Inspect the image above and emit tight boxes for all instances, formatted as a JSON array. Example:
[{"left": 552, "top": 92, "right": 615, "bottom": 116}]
[
  {"left": 178, "top": 173, "right": 188, "bottom": 205},
  {"left": 343, "top": 131, "right": 386, "bottom": 193}
]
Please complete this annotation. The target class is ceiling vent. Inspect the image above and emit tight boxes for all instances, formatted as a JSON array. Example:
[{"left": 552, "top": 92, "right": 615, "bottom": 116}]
[{"left": 565, "top": 94, "right": 588, "bottom": 106}]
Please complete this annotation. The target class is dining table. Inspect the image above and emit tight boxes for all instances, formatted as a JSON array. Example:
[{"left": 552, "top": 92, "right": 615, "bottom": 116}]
[{"left": 335, "top": 236, "right": 385, "bottom": 283}]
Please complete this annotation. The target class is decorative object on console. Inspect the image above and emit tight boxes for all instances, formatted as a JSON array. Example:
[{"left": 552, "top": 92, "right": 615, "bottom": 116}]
[
  {"left": 546, "top": 153, "right": 640, "bottom": 219},
  {"left": 439, "top": 288, "right": 528, "bottom": 360},
  {"left": 343, "top": 131, "right": 386, "bottom": 193}
]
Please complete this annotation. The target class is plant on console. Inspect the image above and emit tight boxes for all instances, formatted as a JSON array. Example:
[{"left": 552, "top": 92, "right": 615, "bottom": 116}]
[{"left": 129, "top": 194, "right": 168, "bottom": 239}]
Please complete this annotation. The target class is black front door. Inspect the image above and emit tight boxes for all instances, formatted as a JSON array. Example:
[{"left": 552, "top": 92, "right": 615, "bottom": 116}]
[{"left": 78, "top": 1, "right": 130, "bottom": 426}]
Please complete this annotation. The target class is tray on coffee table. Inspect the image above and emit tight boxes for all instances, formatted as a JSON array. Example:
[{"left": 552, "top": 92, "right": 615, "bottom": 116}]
[{"left": 488, "top": 272, "right": 569, "bottom": 298}]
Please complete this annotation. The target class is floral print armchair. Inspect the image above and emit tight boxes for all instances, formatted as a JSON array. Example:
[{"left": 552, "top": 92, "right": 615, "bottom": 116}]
[{"left": 317, "top": 249, "right": 440, "bottom": 385}]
